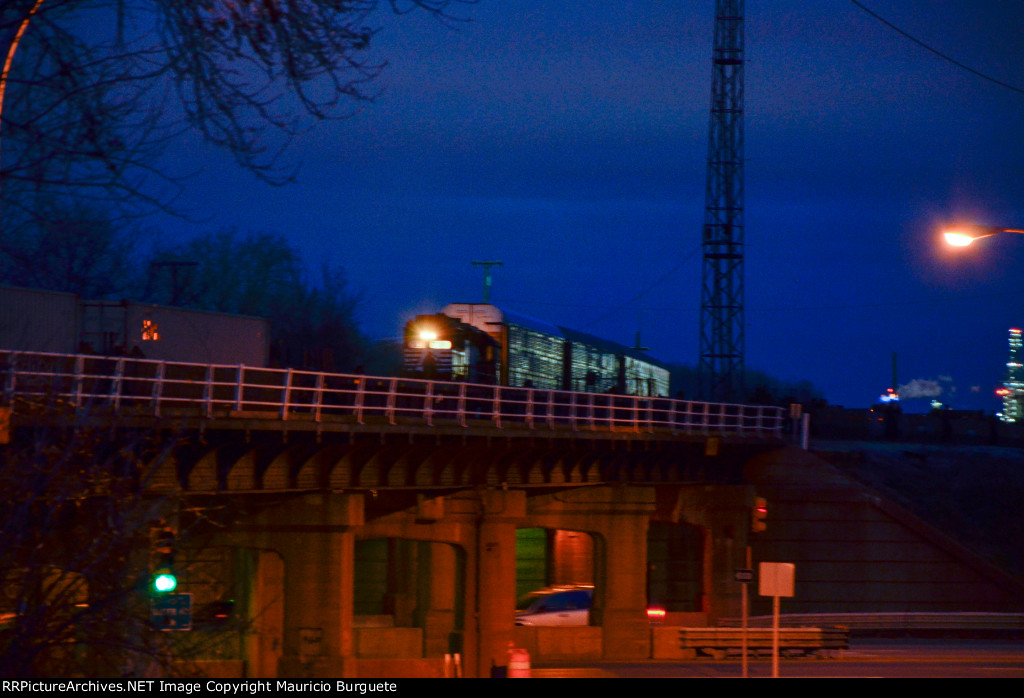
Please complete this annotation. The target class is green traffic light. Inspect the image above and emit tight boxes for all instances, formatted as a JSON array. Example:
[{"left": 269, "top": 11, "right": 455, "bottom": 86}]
[{"left": 152, "top": 571, "right": 177, "bottom": 593}]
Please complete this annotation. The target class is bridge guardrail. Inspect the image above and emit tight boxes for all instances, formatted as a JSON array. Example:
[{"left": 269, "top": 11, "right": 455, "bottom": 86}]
[
  {"left": 677, "top": 626, "right": 849, "bottom": 658},
  {"left": 0, "top": 351, "right": 785, "bottom": 437},
  {"left": 719, "top": 612, "right": 1024, "bottom": 633}
]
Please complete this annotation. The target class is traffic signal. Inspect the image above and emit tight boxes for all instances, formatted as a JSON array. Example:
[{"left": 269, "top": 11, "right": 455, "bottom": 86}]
[
  {"left": 152, "top": 570, "right": 177, "bottom": 594},
  {"left": 150, "top": 526, "right": 177, "bottom": 594},
  {"left": 751, "top": 497, "right": 768, "bottom": 533}
]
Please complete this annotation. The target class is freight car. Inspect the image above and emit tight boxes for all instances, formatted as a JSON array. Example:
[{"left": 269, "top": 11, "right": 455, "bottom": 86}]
[
  {"left": 404, "top": 303, "right": 670, "bottom": 396},
  {"left": 0, "top": 284, "right": 268, "bottom": 366}
]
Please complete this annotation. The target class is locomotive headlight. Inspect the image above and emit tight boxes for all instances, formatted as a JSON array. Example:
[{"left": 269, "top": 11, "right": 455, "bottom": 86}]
[
  {"left": 415, "top": 328, "right": 450, "bottom": 349},
  {"left": 409, "top": 328, "right": 441, "bottom": 349}
]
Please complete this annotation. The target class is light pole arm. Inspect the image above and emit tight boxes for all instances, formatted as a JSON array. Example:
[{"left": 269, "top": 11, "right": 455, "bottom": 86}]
[
  {"left": 0, "top": 0, "right": 45, "bottom": 164},
  {"left": 943, "top": 225, "right": 1024, "bottom": 247}
]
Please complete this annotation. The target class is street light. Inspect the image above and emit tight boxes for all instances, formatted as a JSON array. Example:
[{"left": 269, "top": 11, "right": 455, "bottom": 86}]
[
  {"left": 941, "top": 222, "right": 1024, "bottom": 423},
  {"left": 942, "top": 224, "right": 1024, "bottom": 248}
]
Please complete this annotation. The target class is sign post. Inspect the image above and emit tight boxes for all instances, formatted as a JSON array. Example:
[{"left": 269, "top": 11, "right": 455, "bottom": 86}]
[
  {"left": 735, "top": 561, "right": 753, "bottom": 678},
  {"left": 758, "top": 562, "right": 795, "bottom": 678}
]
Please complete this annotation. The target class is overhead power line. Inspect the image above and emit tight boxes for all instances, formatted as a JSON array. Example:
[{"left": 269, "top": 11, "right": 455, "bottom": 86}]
[
  {"left": 850, "top": 0, "right": 1024, "bottom": 96},
  {"left": 578, "top": 246, "right": 702, "bottom": 330}
]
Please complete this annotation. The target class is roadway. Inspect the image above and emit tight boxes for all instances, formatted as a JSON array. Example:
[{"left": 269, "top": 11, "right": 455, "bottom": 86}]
[{"left": 531, "top": 640, "right": 1024, "bottom": 678}]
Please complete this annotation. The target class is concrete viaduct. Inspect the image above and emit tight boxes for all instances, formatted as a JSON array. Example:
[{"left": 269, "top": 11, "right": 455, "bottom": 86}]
[{"left": 2, "top": 351, "right": 789, "bottom": 677}]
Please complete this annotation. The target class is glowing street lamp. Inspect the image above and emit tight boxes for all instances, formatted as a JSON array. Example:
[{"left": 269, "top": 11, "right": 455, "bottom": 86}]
[{"left": 942, "top": 224, "right": 1024, "bottom": 248}]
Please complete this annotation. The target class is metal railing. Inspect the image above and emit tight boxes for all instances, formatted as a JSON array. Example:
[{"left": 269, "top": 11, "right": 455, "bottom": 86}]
[
  {"left": 720, "top": 612, "right": 1024, "bottom": 633},
  {"left": 0, "top": 351, "right": 785, "bottom": 437}
]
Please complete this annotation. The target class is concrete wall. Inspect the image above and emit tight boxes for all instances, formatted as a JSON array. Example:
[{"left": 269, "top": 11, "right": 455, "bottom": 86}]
[
  {"left": 649, "top": 484, "right": 755, "bottom": 624},
  {"left": 205, "top": 484, "right": 686, "bottom": 676},
  {"left": 744, "top": 447, "right": 1024, "bottom": 615},
  {"left": 155, "top": 443, "right": 1024, "bottom": 677},
  {"left": 354, "top": 627, "right": 424, "bottom": 658},
  {"left": 524, "top": 487, "right": 656, "bottom": 660},
  {"left": 512, "top": 626, "right": 602, "bottom": 661},
  {"left": 150, "top": 432, "right": 1024, "bottom": 677}
]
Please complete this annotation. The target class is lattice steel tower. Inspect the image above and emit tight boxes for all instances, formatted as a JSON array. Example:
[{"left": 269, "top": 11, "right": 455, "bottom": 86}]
[{"left": 699, "top": 0, "right": 745, "bottom": 402}]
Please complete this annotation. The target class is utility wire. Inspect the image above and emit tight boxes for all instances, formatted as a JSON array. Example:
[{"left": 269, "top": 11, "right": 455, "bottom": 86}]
[
  {"left": 494, "top": 286, "right": 1024, "bottom": 315},
  {"left": 850, "top": 0, "right": 1024, "bottom": 96},
  {"left": 577, "top": 246, "right": 703, "bottom": 330}
]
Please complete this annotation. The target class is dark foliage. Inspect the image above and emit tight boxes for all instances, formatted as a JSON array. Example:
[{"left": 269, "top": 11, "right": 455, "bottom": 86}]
[
  {"left": 0, "top": 419, "right": 174, "bottom": 676},
  {"left": 146, "top": 228, "right": 366, "bottom": 371}
]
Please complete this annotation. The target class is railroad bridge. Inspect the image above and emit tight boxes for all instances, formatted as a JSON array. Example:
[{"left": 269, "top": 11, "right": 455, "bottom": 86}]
[{"left": 2, "top": 351, "right": 789, "bottom": 677}]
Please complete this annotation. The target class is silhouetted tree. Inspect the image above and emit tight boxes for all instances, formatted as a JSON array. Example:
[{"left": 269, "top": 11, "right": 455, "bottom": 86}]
[
  {"left": 0, "top": 199, "right": 147, "bottom": 298},
  {"left": 0, "top": 413, "right": 236, "bottom": 677},
  {"left": 1, "top": 2, "right": 466, "bottom": 365},
  {"left": 145, "top": 229, "right": 303, "bottom": 315},
  {"left": 0, "top": 0, "right": 472, "bottom": 228},
  {"left": 666, "top": 361, "right": 825, "bottom": 406},
  {"left": 270, "top": 263, "right": 365, "bottom": 371},
  {"left": 147, "top": 229, "right": 366, "bottom": 371}
]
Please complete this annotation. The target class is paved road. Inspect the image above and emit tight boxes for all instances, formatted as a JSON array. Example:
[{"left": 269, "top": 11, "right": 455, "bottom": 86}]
[{"left": 531, "top": 640, "right": 1024, "bottom": 678}]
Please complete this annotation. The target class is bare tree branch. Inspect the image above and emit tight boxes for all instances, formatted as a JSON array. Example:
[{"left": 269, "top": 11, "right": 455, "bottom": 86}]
[{"left": 0, "top": 0, "right": 473, "bottom": 229}]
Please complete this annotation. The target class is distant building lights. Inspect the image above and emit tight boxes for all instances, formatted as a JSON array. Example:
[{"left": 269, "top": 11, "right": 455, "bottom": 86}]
[
  {"left": 879, "top": 388, "right": 899, "bottom": 403},
  {"left": 1001, "top": 327, "right": 1024, "bottom": 423}
]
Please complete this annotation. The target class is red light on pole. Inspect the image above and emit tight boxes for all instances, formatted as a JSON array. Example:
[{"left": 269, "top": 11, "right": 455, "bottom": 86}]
[{"left": 751, "top": 497, "right": 768, "bottom": 533}]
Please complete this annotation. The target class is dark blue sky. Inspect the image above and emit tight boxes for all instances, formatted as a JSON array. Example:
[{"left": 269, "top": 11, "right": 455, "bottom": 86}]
[{"left": 162, "top": 1, "right": 1024, "bottom": 412}]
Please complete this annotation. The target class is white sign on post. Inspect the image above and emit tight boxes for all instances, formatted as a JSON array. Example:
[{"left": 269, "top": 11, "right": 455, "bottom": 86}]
[
  {"left": 758, "top": 562, "right": 795, "bottom": 678},
  {"left": 758, "top": 562, "right": 795, "bottom": 597}
]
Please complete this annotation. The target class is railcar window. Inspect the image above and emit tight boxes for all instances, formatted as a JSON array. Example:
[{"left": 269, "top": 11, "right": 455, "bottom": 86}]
[
  {"left": 625, "top": 357, "right": 670, "bottom": 396},
  {"left": 507, "top": 324, "right": 563, "bottom": 389},
  {"left": 451, "top": 347, "right": 469, "bottom": 380},
  {"left": 570, "top": 341, "right": 618, "bottom": 393}
]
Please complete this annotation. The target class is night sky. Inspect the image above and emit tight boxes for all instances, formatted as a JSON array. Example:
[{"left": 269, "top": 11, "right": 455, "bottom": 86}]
[{"left": 159, "top": 1, "right": 1024, "bottom": 413}]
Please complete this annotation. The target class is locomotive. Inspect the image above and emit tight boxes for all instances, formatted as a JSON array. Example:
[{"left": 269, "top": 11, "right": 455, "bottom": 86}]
[{"left": 404, "top": 303, "right": 670, "bottom": 396}]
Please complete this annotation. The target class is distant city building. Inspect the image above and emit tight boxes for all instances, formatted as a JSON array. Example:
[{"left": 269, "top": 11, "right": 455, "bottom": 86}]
[
  {"left": 999, "top": 328, "right": 1024, "bottom": 423},
  {"left": 878, "top": 387, "right": 899, "bottom": 403}
]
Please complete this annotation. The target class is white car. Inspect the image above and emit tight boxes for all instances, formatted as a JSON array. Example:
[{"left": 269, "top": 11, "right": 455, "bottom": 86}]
[{"left": 515, "top": 586, "right": 593, "bottom": 626}]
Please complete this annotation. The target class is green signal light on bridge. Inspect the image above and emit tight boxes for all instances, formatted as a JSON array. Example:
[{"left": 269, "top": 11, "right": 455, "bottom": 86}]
[{"left": 152, "top": 571, "right": 178, "bottom": 594}]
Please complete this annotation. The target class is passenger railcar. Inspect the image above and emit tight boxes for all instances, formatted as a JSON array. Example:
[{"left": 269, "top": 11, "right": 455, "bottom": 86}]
[{"left": 403, "top": 303, "right": 670, "bottom": 396}]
